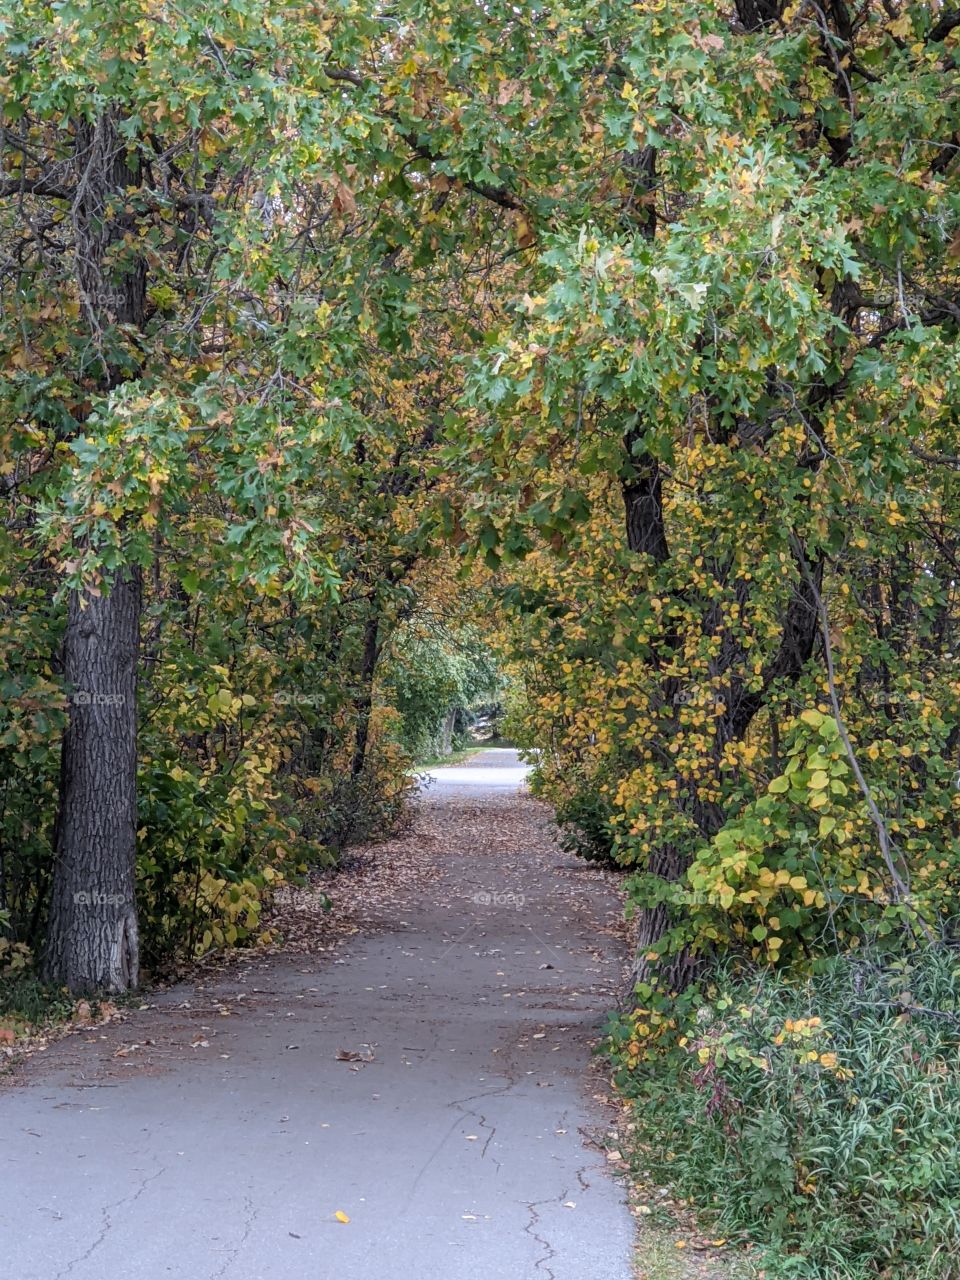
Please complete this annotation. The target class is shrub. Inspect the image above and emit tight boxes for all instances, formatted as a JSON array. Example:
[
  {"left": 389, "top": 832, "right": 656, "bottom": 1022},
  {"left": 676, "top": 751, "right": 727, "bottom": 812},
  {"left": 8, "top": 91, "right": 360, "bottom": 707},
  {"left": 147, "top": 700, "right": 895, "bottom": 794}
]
[
  {"left": 304, "top": 709, "right": 417, "bottom": 851},
  {"left": 0, "top": 971, "right": 75, "bottom": 1027},
  {"left": 552, "top": 766, "right": 623, "bottom": 868},
  {"left": 606, "top": 945, "right": 960, "bottom": 1279},
  {"left": 523, "top": 740, "right": 626, "bottom": 869},
  {"left": 0, "top": 918, "right": 72, "bottom": 1026}
]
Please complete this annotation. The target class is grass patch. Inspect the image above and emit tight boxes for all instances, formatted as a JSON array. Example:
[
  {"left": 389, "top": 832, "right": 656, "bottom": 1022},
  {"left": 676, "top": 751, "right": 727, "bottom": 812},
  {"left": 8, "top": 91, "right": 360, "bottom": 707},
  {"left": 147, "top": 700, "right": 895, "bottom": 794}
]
[
  {"left": 0, "top": 970, "right": 75, "bottom": 1033},
  {"left": 626, "top": 1170, "right": 759, "bottom": 1280},
  {"left": 414, "top": 744, "right": 485, "bottom": 770},
  {"left": 414, "top": 736, "right": 515, "bottom": 770},
  {"left": 634, "top": 1225, "right": 757, "bottom": 1280}
]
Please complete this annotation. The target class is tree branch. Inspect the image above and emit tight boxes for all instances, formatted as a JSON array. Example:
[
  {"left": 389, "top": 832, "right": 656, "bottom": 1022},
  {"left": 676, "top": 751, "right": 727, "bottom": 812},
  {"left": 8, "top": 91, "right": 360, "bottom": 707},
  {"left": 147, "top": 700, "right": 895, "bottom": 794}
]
[
  {"left": 322, "top": 62, "right": 524, "bottom": 211},
  {"left": 790, "top": 534, "right": 928, "bottom": 925},
  {"left": 0, "top": 177, "right": 73, "bottom": 200},
  {"left": 928, "top": 8, "right": 960, "bottom": 43}
]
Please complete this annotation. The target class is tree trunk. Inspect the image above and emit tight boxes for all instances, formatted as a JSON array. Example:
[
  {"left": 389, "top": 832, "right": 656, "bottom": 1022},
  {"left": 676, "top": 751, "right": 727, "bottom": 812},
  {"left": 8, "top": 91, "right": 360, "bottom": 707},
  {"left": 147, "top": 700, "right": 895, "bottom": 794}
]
[
  {"left": 42, "top": 108, "right": 148, "bottom": 991},
  {"left": 621, "top": 434, "right": 823, "bottom": 998},
  {"left": 439, "top": 707, "right": 457, "bottom": 756},
  {"left": 350, "top": 610, "right": 381, "bottom": 778},
  {"left": 44, "top": 569, "right": 142, "bottom": 992}
]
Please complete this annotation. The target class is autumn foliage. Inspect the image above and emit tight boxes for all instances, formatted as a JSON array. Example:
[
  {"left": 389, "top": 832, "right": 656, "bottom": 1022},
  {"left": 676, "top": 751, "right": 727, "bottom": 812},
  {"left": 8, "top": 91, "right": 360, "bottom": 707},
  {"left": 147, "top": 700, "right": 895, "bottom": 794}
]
[{"left": 1, "top": 0, "right": 959, "bottom": 1266}]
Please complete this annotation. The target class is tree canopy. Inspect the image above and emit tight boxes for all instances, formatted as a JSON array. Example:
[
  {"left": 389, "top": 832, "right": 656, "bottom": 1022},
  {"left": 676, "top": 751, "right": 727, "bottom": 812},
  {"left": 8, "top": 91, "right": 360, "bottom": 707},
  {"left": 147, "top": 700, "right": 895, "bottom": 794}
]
[{"left": 0, "top": 0, "right": 958, "bottom": 1019}]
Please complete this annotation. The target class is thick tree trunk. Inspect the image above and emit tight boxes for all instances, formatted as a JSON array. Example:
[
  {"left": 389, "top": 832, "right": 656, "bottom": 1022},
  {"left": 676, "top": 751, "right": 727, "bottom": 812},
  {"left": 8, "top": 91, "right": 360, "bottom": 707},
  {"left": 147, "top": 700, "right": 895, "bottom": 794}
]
[
  {"left": 624, "top": 793, "right": 726, "bottom": 998},
  {"left": 44, "top": 569, "right": 142, "bottom": 992},
  {"left": 42, "top": 108, "right": 147, "bottom": 991},
  {"left": 621, "top": 434, "right": 823, "bottom": 997}
]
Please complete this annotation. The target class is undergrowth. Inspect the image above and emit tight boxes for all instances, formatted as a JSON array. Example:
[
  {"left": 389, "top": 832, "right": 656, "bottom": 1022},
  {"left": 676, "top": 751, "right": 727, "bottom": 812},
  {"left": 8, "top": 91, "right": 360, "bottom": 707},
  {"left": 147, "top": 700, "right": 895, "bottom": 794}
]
[{"left": 607, "top": 946, "right": 960, "bottom": 1279}]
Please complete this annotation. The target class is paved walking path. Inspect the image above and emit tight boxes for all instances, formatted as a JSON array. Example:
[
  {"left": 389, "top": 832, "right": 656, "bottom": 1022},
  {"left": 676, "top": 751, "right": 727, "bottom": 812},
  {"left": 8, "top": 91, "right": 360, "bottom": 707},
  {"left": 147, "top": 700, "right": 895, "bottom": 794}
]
[{"left": 0, "top": 749, "right": 634, "bottom": 1279}]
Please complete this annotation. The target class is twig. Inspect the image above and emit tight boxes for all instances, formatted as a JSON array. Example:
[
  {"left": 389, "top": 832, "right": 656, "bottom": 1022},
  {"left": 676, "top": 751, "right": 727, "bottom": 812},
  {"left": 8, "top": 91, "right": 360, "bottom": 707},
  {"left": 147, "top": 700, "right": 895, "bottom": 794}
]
[{"left": 789, "top": 535, "right": 929, "bottom": 934}]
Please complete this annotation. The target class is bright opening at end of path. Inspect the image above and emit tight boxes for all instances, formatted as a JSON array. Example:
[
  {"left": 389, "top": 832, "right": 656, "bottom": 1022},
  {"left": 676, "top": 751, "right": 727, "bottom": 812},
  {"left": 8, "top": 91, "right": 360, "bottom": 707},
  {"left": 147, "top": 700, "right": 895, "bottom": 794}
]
[{"left": 423, "top": 747, "right": 534, "bottom": 791}]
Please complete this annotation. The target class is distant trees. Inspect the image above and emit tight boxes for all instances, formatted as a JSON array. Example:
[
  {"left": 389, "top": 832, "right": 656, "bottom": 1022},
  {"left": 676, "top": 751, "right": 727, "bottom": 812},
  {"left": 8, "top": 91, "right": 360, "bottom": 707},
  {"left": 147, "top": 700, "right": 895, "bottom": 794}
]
[{"left": 386, "top": 617, "right": 502, "bottom": 761}]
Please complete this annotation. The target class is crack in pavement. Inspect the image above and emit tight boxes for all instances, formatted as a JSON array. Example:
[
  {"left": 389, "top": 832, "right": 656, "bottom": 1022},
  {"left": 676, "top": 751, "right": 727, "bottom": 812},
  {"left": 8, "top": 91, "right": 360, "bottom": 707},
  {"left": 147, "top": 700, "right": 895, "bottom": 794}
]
[
  {"left": 449, "top": 1081, "right": 517, "bottom": 1175},
  {"left": 522, "top": 1196, "right": 559, "bottom": 1280},
  {"left": 53, "top": 1165, "right": 166, "bottom": 1280},
  {"left": 403, "top": 1081, "right": 516, "bottom": 1210},
  {"left": 210, "top": 1194, "right": 259, "bottom": 1280}
]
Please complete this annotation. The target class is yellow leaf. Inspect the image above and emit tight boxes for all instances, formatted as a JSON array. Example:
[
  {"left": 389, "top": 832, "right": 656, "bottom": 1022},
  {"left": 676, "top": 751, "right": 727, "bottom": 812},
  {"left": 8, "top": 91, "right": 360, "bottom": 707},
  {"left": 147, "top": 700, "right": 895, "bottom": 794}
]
[
  {"left": 334, "top": 1211, "right": 350, "bottom": 1224},
  {"left": 516, "top": 215, "right": 536, "bottom": 249}
]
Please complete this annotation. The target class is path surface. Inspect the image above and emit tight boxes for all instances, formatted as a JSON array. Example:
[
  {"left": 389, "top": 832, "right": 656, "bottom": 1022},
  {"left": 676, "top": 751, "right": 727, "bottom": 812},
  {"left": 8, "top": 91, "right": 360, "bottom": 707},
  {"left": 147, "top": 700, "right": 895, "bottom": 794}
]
[{"left": 0, "top": 749, "right": 634, "bottom": 1279}]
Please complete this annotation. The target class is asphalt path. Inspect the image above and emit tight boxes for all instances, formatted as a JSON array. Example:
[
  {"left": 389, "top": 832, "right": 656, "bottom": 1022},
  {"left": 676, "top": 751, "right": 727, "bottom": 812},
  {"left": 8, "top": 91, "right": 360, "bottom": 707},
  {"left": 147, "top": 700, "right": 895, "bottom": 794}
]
[{"left": 0, "top": 749, "right": 633, "bottom": 1279}]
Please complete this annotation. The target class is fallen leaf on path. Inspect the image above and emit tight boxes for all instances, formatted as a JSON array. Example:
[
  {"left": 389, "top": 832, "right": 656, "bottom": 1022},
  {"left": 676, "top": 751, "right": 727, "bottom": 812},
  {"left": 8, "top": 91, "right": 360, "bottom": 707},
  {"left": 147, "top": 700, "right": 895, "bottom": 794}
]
[{"left": 334, "top": 1210, "right": 350, "bottom": 1224}]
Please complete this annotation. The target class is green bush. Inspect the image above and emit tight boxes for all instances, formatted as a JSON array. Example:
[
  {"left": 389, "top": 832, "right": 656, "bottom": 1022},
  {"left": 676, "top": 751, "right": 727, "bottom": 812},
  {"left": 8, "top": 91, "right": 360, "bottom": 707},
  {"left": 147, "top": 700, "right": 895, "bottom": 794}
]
[
  {"left": 305, "top": 732, "right": 417, "bottom": 853},
  {"left": 0, "top": 970, "right": 74, "bottom": 1026},
  {"left": 607, "top": 946, "right": 960, "bottom": 1279},
  {"left": 553, "top": 771, "right": 622, "bottom": 868},
  {"left": 526, "top": 749, "right": 625, "bottom": 869}
]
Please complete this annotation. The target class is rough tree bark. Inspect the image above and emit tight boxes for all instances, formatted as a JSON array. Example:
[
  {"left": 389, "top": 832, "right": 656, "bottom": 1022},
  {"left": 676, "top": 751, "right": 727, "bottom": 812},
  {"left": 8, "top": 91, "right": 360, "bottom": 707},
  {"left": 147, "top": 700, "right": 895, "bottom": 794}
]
[{"left": 44, "top": 571, "right": 142, "bottom": 992}]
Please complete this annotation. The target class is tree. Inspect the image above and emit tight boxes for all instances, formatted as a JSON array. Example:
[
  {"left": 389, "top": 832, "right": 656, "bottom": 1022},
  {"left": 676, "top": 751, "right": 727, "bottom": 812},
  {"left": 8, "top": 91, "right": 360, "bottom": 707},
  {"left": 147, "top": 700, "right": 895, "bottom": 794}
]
[
  {"left": 1, "top": 0, "right": 379, "bottom": 987},
  {"left": 0, "top": 0, "right": 585, "bottom": 988},
  {"left": 464, "top": 0, "right": 960, "bottom": 991}
]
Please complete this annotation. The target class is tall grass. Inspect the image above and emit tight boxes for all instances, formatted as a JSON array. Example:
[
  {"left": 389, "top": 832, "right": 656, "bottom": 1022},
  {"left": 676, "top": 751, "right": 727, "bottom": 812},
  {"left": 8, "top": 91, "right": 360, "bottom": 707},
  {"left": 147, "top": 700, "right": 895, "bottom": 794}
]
[{"left": 613, "top": 947, "right": 960, "bottom": 1278}]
